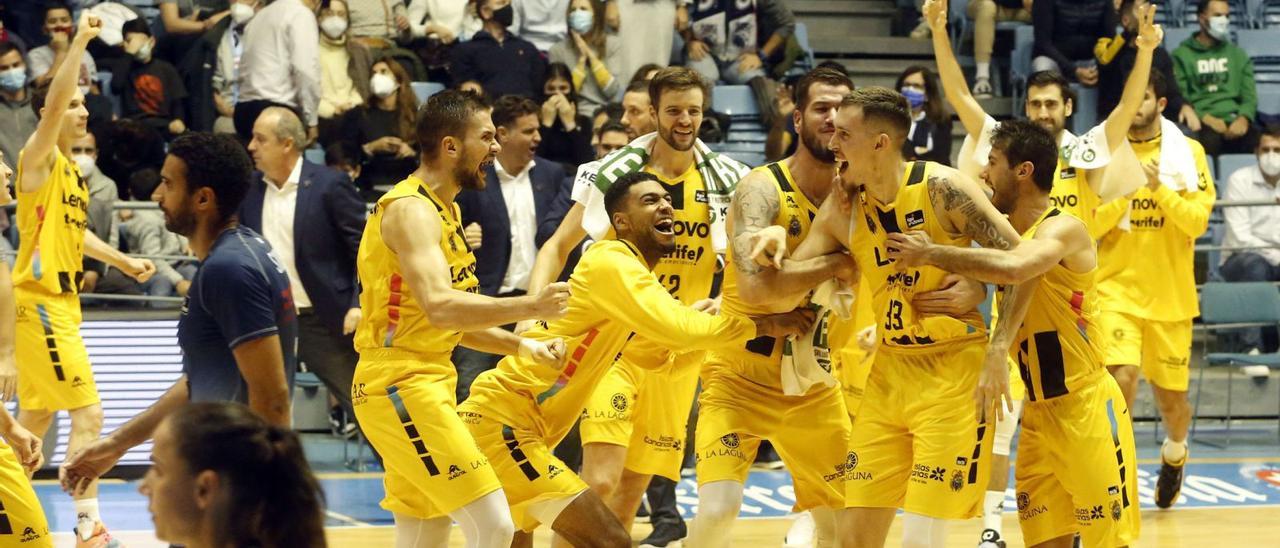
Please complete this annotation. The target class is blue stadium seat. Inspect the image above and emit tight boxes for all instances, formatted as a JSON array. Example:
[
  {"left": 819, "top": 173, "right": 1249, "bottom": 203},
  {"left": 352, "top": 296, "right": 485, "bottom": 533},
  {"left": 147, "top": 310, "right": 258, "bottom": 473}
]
[
  {"left": 410, "top": 81, "right": 445, "bottom": 105},
  {"left": 1236, "top": 29, "right": 1280, "bottom": 84},
  {"left": 1070, "top": 84, "right": 1099, "bottom": 135},
  {"left": 712, "top": 85, "right": 759, "bottom": 121},
  {"left": 304, "top": 147, "right": 326, "bottom": 165},
  {"left": 1009, "top": 25, "right": 1035, "bottom": 108},
  {"left": 1258, "top": 84, "right": 1280, "bottom": 123},
  {"left": 787, "top": 22, "right": 817, "bottom": 77},
  {"left": 1163, "top": 27, "right": 1197, "bottom": 54},
  {"left": 1217, "top": 153, "right": 1256, "bottom": 193}
]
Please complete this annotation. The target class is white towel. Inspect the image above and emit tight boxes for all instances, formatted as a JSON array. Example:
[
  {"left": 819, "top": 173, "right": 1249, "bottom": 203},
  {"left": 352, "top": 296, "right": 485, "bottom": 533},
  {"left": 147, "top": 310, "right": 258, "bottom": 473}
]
[
  {"left": 1155, "top": 116, "right": 1198, "bottom": 192},
  {"left": 569, "top": 132, "right": 750, "bottom": 254},
  {"left": 779, "top": 280, "right": 853, "bottom": 396}
]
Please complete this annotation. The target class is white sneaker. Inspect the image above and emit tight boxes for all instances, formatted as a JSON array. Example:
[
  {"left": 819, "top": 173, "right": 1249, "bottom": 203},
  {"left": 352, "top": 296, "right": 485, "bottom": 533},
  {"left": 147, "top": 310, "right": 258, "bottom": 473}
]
[
  {"left": 973, "top": 77, "right": 994, "bottom": 99},
  {"left": 784, "top": 511, "right": 815, "bottom": 547}
]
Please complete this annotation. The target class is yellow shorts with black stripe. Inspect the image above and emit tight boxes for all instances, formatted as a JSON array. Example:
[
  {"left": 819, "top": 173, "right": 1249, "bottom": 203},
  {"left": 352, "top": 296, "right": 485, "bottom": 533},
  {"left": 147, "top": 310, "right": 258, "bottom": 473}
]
[
  {"left": 844, "top": 341, "right": 993, "bottom": 519},
  {"left": 460, "top": 409, "right": 589, "bottom": 532},
  {"left": 578, "top": 338, "right": 700, "bottom": 480},
  {"left": 695, "top": 361, "right": 849, "bottom": 510},
  {"left": 14, "top": 291, "right": 98, "bottom": 412},
  {"left": 1016, "top": 373, "right": 1139, "bottom": 547},
  {"left": 352, "top": 349, "right": 501, "bottom": 520},
  {"left": 1099, "top": 311, "right": 1192, "bottom": 391},
  {"left": 0, "top": 440, "right": 50, "bottom": 547}
]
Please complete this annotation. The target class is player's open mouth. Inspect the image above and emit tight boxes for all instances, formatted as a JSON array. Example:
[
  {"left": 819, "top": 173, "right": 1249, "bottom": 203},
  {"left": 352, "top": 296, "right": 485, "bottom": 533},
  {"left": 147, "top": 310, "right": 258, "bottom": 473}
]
[{"left": 654, "top": 218, "right": 674, "bottom": 235}]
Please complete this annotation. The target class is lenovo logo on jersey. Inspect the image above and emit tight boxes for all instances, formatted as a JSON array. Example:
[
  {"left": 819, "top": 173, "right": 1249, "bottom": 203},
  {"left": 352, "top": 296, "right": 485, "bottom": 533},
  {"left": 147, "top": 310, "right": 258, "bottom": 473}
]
[{"left": 672, "top": 220, "right": 710, "bottom": 238}]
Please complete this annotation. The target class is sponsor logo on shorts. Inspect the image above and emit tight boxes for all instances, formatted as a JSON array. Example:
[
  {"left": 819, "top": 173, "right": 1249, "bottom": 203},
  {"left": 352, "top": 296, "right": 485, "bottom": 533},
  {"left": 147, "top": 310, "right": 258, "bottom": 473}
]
[
  {"left": 1017, "top": 492, "right": 1049, "bottom": 520},
  {"left": 950, "top": 469, "right": 965, "bottom": 492},
  {"left": 457, "top": 411, "right": 483, "bottom": 425},
  {"left": 611, "top": 393, "right": 629, "bottom": 412},
  {"left": 1108, "top": 485, "right": 1120, "bottom": 496},
  {"left": 1017, "top": 492, "right": 1030, "bottom": 511},
  {"left": 448, "top": 465, "right": 466, "bottom": 480},
  {"left": 955, "top": 456, "right": 968, "bottom": 467},
  {"left": 847, "top": 452, "right": 859, "bottom": 471},
  {"left": 71, "top": 376, "right": 86, "bottom": 388},
  {"left": 720, "top": 433, "right": 740, "bottom": 449},
  {"left": 910, "top": 464, "right": 947, "bottom": 485},
  {"left": 470, "top": 458, "right": 489, "bottom": 470},
  {"left": 351, "top": 383, "right": 368, "bottom": 406},
  {"left": 548, "top": 464, "right": 564, "bottom": 479},
  {"left": 20, "top": 527, "right": 42, "bottom": 542},
  {"left": 1110, "top": 500, "right": 1122, "bottom": 521},
  {"left": 1075, "top": 504, "right": 1106, "bottom": 524},
  {"left": 1160, "top": 356, "right": 1189, "bottom": 368},
  {"left": 643, "top": 435, "right": 682, "bottom": 452}
]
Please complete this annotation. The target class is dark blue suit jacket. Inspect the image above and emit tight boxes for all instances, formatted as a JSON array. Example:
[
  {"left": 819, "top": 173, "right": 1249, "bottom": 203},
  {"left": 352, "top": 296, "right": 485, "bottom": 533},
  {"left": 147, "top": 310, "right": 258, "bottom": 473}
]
[
  {"left": 238, "top": 160, "right": 366, "bottom": 335},
  {"left": 457, "top": 157, "right": 572, "bottom": 296}
]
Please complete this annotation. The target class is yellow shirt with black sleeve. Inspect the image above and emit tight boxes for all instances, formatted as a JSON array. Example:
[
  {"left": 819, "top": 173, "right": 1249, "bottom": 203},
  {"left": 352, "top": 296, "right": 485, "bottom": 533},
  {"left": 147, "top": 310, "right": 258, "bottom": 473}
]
[
  {"left": 1050, "top": 157, "right": 1106, "bottom": 239},
  {"left": 12, "top": 148, "right": 100, "bottom": 412},
  {"left": 349, "top": 176, "right": 493, "bottom": 522},
  {"left": 458, "top": 240, "right": 757, "bottom": 531}
]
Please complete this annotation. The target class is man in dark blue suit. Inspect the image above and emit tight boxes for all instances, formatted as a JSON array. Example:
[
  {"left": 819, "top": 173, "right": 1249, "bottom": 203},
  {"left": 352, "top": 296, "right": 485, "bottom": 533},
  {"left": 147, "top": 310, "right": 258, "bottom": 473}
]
[
  {"left": 454, "top": 95, "right": 574, "bottom": 401},
  {"left": 239, "top": 107, "right": 367, "bottom": 434}
]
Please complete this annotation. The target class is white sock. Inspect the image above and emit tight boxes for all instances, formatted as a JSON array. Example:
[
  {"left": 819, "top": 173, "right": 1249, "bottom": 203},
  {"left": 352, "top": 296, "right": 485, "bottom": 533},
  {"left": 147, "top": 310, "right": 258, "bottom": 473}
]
[
  {"left": 976, "top": 62, "right": 991, "bottom": 80},
  {"left": 393, "top": 512, "right": 451, "bottom": 548},
  {"left": 1162, "top": 437, "right": 1188, "bottom": 464},
  {"left": 901, "top": 512, "right": 948, "bottom": 548},
  {"left": 982, "top": 490, "right": 1004, "bottom": 533},
  {"left": 74, "top": 498, "right": 100, "bottom": 523}
]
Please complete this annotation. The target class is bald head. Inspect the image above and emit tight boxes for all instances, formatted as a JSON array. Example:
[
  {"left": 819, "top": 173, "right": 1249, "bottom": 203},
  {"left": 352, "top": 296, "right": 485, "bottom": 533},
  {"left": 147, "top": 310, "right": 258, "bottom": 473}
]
[{"left": 249, "top": 107, "right": 308, "bottom": 184}]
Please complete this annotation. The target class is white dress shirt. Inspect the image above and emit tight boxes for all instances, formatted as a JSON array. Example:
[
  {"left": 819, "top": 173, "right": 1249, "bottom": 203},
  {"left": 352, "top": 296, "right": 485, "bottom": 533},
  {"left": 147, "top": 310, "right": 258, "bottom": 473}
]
[
  {"left": 238, "top": 0, "right": 322, "bottom": 126},
  {"left": 496, "top": 158, "right": 538, "bottom": 294},
  {"left": 262, "top": 157, "right": 313, "bottom": 307},
  {"left": 1222, "top": 164, "right": 1280, "bottom": 266}
]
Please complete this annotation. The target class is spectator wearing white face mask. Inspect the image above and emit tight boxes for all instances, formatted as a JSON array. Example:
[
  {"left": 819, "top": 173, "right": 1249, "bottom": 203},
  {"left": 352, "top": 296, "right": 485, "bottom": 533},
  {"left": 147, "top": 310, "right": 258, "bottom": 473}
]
[
  {"left": 1220, "top": 125, "right": 1280, "bottom": 353},
  {"left": 342, "top": 58, "right": 417, "bottom": 198},
  {"left": 206, "top": 0, "right": 263, "bottom": 134},
  {"left": 112, "top": 18, "right": 189, "bottom": 140},
  {"left": 547, "top": 0, "right": 620, "bottom": 115},
  {"left": 318, "top": 0, "right": 374, "bottom": 147}
]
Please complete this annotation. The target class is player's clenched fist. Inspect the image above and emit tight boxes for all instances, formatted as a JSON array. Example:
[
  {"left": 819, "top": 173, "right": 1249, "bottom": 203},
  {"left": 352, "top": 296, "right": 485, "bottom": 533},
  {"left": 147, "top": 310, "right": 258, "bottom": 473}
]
[
  {"left": 531, "top": 282, "right": 571, "bottom": 321},
  {"left": 520, "top": 337, "right": 567, "bottom": 368}
]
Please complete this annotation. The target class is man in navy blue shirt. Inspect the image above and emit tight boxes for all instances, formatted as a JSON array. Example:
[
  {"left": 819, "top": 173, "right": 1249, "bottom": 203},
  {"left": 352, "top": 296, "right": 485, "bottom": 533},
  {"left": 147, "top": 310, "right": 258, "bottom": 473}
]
[{"left": 59, "top": 132, "right": 298, "bottom": 491}]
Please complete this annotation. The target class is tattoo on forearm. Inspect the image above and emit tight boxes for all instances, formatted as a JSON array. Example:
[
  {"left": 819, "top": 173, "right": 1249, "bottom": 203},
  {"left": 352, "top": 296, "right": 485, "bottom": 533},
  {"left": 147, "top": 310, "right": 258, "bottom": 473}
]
[
  {"left": 731, "top": 178, "right": 781, "bottom": 275},
  {"left": 928, "top": 175, "right": 1014, "bottom": 250}
]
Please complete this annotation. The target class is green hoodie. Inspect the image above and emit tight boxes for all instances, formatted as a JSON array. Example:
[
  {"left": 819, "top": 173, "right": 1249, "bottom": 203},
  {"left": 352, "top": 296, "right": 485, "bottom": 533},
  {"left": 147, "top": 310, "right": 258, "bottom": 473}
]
[{"left": 1171, "top": 33, "right": 1257, "bottom": 121}]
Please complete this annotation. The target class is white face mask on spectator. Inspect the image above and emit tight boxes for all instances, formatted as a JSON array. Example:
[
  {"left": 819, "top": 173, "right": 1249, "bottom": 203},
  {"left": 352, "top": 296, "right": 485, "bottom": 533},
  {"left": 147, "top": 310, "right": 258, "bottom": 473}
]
[
  {"left": 1207, "top": 15, "right": 1230, "bottom": 41},
  {"left": 320, "top": 16, "right": 348, "bottom": 39},
  {"left": 134, "top": 40, "right": 153, "bottom": 63},
  {"left": 230, "top": 2, "right": 256, "bottom": 25},
  {"left": 371, "top": 73, "right": 397, "bottom": 99},
  {"left": 72, "top": 154, "right": 97, "bottom": 178},
  {"left": 1260, "top": 152, "right": 1280, "bottom": 177}
]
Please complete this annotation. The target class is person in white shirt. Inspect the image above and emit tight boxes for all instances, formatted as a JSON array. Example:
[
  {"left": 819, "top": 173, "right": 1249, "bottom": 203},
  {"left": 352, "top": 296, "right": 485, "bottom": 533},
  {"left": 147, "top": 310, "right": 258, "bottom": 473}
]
[
  {"left": 453, "top": 94, "right": 573, "bottom": 401},
  {"left": 242, "top": 107, "right": 369, "bottom": 438},
  {"left": 233, "top": 0, "right": 322, "bottom": 144},
  {"left": 1221, "top": 125, "right": 1280, "bottom": 353},
  {"left": 27, "top": 2, "right": 97, "bottom": 91}
]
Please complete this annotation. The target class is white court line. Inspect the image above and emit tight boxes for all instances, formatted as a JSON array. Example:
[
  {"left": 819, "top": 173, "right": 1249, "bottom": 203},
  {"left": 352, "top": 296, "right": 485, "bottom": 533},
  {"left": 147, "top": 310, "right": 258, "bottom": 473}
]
[{"left": 326, "top": 509, "right": 373, "bottom": 527}]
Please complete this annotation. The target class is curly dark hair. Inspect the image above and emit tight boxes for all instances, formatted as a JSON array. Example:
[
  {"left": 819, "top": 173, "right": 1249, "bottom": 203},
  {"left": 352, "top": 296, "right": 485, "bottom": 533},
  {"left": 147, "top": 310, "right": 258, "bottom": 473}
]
[{"left": 166, "top": 132, "right": 254, "bottom": 223}]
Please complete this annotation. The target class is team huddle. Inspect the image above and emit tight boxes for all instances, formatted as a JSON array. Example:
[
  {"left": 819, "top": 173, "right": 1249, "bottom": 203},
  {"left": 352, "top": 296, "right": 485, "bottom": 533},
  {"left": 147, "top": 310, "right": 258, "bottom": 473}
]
[{"left": 0, "top": 0, "right": 1215, "bottom": 547}]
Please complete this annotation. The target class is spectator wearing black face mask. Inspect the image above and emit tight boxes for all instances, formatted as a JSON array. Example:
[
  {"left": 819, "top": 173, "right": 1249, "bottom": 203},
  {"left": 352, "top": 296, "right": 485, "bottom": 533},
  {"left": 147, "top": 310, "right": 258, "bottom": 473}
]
[{"left": 450, "top": 0, "right": 546, "bottom": 99}]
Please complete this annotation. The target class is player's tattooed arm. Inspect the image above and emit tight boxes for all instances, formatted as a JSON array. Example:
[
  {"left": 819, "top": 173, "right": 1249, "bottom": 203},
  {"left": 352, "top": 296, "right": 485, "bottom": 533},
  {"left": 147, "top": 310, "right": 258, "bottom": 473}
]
[
  {"left": 730, "top": 173, "right": 782, "bottom": 276},
  {"left": 926, "top": 172, "right": 1020, "bottom": 251}
]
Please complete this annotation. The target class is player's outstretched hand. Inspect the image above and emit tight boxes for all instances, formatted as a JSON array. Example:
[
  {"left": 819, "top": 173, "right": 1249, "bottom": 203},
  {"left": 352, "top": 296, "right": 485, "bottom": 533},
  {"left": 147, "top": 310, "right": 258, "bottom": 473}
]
[
  {"left": 1134, "top": 3, "right": 1164, "bottom": 51},
  {"left": 923, "top": 0, "right": 949, "bottom": 35},
  {"left": 1, "top": 421, "right": 43, "bottom": 473},
  {"left": 531, "top": 282, "right": 571, "bottom": 321},
  {"left": 747, "top": 225, "right": 789, "bottom": 269},
  {"left": 520, "top": 337, "right": 566, "bottom": 368},
  {"left": 974, "top": 350, "right": 1014, "bottom": 424},
  {"left": 60, "top": 437, "right": 127, "bottom": 496},
  {"left": 77, "top": 13, "right": 103, "bottom": 42},
  {"left": 756, "top": 307, "right": 817, "bottom": 339},
  {"left": 885, "top": 231, "right": 935, "bottom": 268}
]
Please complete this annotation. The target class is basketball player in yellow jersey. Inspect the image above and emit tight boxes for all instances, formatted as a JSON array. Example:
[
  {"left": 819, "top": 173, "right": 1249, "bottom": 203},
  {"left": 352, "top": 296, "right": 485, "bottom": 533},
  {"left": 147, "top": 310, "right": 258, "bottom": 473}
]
[
  {"left": 1093, "top": 71, "right": 1215, "bottom": 510},
  {"left": 889, "top": 119, "right": 1140, "bottom": 547},
  {"left": 926, "top": 0, "right": 1163, "bottom": 237},
  {"left": 0, "top": 149, "right": 54, "bottom": 548},
  {"left": 459, "top": 172, "right": 809, "bottom": 547},
  {"left": 521, "top": 68, "right": 748, "bottom": 538},
  {"left": 778, "top": 88, "right": 1025, "bottom": 548},
  {"left": 351, "top": 90, "right": 572, "bottom": 548},
  {"left": 11, "top": 14, "right": 155, "bottom": 542},
  {"left": 684, "top": 66, "right": 855, "bottom": 548}
]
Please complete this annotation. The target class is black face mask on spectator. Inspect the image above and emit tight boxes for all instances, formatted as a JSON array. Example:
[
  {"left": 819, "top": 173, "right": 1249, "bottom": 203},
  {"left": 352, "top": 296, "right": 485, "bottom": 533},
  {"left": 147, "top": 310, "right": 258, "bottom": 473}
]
[{"left": 490, "top": 4, "right": 514, "bottom": 28}]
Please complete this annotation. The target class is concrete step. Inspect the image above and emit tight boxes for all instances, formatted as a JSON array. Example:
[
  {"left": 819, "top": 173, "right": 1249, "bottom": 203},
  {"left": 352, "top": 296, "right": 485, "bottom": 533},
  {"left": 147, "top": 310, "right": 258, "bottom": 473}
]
[
  {"left": 810, "top": 35, "right": 934, "bottom": 58},
  {"left": 791, "top": 0, "right": 893, "bottom": 14},
  {"left": 795, "top": 0, "right": 897, "bottom": 37}
]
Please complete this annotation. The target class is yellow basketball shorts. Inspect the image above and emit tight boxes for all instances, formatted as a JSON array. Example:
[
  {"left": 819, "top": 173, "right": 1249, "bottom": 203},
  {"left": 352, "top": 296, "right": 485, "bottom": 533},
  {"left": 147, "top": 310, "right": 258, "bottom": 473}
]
[
  {"left": 14, "top": 291, "right": 98, "bottom": 411},
  {"left": 578, "top": 341, "right": 700, "bottom": 480},
  {"left": 695, "top": 359, "right": 849, "bottom": 511},
  {"left": 0, "top": 440, "right": 50, "bottom": 547},
  {"left": 1099, "top": 311, "right": 1192, "bottom": 391},
  {"left": 844, "top": 341, "right": 994, "bottom": 519},
  {"left": 834, "top": 345, "right": 873, "bottom": 420},
  {"left": 1016, "top": 373, "right": 1140, "bottom": 547},
  {"left": 461, "top": 410, "right": 589, "bottom": 532},
  {"left": 352, "top": 350, "right": 502, "bottom": 520}
]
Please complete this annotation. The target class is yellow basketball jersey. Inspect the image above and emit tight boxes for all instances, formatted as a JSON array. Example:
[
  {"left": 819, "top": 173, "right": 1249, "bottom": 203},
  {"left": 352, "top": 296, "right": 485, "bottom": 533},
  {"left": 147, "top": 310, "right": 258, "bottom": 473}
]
[
  {"left": 851, "top": 161, "right": 987, "bottom": 351},
  {"left": 12, "top": 149, "right": 89, "bottom": 295},
  {"left": 1010, "top": 208, "right": 1105, "bottom": 402},
  {"left": 1096, "top": 135, "right": 1215, "bottom": 322},
  {"left": 355, "top": 177, "right": 479, "bottom": 358},
  {"left": 717, "top": 161, "right": 821, "bottom": 386},
  {"left": 1049, "top": 156, "right": 1103, "bottom": 238}
]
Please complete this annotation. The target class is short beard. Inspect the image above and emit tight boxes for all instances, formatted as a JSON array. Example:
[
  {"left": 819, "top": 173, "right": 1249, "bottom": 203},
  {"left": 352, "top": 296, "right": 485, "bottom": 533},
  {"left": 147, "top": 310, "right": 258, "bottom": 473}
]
[
  {"left": 163, "top": 209, "right": 196, "bottom": 236},
  {"left": 658, "top": 124, "right": 695, "bottom": 152},
  {"left": 454, "top": 152, "right": 485, "bottom": 190},
  {"left": 801, "top": 129, "right": 835, "bottom": 163}
]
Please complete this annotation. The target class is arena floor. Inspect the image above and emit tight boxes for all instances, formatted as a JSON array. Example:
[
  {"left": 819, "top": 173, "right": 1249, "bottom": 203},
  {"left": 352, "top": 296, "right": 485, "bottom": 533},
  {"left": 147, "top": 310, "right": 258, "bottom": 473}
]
[{"left": 29, "top": 424, "right": 1280, "bottom": 547}]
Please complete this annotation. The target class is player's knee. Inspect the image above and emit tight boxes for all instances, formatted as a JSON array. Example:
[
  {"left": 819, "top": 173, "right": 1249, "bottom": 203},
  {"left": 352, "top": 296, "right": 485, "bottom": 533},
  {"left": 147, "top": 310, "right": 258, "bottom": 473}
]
[
  {"left": 68, "top": 404, "right": 104, "bottom": 435},
  {"left": 694, "top": 482, "right": 742, "bottom": 525},
  {"left": 901, "top": 513, "right": 947, "bottom": 548}
]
